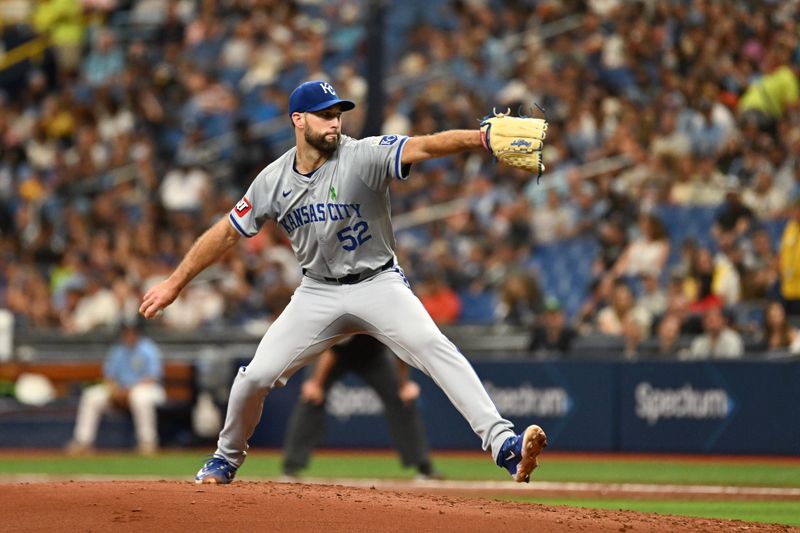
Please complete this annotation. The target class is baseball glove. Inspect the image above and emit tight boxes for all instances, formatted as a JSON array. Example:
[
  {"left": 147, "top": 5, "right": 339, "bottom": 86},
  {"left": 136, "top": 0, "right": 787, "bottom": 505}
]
[{"left": 480, "top": 108, "right": 547, "bottom": 176}]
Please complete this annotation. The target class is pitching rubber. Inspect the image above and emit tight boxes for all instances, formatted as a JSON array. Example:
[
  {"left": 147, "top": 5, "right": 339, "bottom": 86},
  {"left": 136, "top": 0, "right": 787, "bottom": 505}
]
[{"left": 514, "top": 424, "right": 548, "bottom": 483}]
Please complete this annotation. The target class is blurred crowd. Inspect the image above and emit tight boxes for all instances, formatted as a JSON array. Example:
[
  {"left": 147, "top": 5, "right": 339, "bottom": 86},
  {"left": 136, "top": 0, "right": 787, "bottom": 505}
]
[{"left": 1, "top": 0, "right": 800, "bottom": 359}]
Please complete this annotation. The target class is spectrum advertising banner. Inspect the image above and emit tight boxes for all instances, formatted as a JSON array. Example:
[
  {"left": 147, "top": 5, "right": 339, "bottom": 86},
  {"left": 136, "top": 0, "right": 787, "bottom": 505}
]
[
  {"left": 252, "top": 361, "right": 617, "bottom": 451},
  {"left": 408, "top": 361, "right": 617, "bottom": 451},
  {"left": 619, "top": 361, "right": 800, "bottom": 454},
  {"left": 249, "top": 360, "right": 799, "bottom": 454}
]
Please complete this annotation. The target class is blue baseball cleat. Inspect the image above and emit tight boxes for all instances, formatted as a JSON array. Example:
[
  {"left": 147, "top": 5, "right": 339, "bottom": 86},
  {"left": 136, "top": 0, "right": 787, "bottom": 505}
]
[
  {"left": 195, "top": 455, "right": 238, "bottom": 485},
  {"left": 496, "top": 425, "right": 547, "bottom": 483}
]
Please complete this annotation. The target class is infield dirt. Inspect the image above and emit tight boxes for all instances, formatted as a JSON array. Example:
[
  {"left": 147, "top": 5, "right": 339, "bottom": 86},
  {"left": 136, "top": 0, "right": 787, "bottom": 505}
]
[{"left": 2, "top": 481, "right": 797, "bottom": 532}]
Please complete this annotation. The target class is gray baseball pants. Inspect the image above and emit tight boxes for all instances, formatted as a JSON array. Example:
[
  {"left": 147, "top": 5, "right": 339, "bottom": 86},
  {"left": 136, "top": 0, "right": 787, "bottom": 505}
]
[{"left": 214, "top": 268, "right": 515, "bottom": 467}]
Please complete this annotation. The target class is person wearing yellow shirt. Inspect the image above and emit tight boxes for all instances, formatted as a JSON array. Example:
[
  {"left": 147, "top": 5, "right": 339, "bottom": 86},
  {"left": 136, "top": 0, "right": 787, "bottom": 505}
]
[
  {"left": 32, "top": 0, "right": 84, "bottom": 72},
  {"left": 779, "top": 198, "right": 800, "bottom": 315},
  {"left": 738, "top": 64, "right": 799, "bottom": 127}
]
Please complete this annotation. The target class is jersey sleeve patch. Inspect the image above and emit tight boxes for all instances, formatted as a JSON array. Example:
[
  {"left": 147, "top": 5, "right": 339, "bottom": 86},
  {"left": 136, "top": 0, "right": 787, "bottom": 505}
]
[
  {"left": 234, "top": 197, "right": 252, "bottom": 217},
  {"left": 378, "top": 135, "right": 398, "bottom": 146}
]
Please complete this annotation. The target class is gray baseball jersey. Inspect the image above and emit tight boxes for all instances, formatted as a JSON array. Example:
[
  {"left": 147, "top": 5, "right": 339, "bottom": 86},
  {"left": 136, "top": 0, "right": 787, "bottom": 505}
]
[
  {"left": 228, "top": 134, "right": 409, "bottom": 278},
  {"left": 209, "top": 132, "right": 517, "bottom": 475}
]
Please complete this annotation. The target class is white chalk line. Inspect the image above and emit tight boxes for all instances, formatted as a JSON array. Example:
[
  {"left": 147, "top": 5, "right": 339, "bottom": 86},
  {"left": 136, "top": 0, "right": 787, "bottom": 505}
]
[
  {"left": 2, "top": 475, "right": 799, "bottom": 498},
  {"left": 298, "top": 478, "right": 800, "bottom": 497}
]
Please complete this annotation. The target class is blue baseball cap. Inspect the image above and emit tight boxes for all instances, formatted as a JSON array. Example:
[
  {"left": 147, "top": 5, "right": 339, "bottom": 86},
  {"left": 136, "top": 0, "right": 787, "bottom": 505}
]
[{"left": 288, "top": 80, "right": 356, "bottom": 115}]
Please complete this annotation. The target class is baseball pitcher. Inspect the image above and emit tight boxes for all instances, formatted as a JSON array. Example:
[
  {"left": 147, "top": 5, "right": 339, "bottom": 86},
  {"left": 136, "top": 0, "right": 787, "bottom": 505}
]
[{"left": 140, "top": 80, "right": 547, "bottom": 484}]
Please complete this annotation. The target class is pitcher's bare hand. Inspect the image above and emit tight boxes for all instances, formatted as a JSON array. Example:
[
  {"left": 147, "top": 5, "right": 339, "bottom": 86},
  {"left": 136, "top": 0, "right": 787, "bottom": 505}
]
[{"left": 139, "top": 279, "right": 181, "bottom": 319}]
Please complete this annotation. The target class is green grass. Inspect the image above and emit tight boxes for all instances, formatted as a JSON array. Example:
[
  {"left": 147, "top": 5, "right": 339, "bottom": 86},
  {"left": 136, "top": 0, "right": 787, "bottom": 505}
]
[
  {"left": 0, "top": 454, "right": 215, "bottom": 477},
  {"left": 1, "top": 451, "right": 798, "bottom": 487},
  {"left": 526, "top": 458, "right": 800, "bottom": 487},
  {"left": 0, "top": 452, "right": 426, "bottom": 479},
  {"left": 509, "top": 498, "right": 800, "bottom": 528},
  {"left": 0, "top": 451, "right": 800, "bottom": 487}
]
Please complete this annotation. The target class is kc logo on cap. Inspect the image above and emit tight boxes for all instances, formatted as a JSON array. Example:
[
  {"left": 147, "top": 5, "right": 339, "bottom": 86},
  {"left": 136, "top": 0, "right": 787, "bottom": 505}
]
[{"left": 289, "top": 80, "right": 356, "bottom": 115}]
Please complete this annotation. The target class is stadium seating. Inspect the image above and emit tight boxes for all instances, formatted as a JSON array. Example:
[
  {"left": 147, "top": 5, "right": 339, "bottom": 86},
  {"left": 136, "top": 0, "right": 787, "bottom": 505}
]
[{"left": 527, "top": 236, "right": 598, "bottom": 319}]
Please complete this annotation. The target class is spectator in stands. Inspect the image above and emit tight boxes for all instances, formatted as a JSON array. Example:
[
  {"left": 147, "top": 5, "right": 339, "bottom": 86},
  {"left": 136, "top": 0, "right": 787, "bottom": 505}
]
[
  {"left": 669, "top": 156, "right": 699, "bottom": 205},
  {"left": 596, "top": 279, "right": 652, "bottom": 338},
  {"left": 741, "top": 163, "right": 789, "bottom": 220},
  {"left": 683, "top": 307, "right": 744, "bottom": 360},
  {"left": 151, "top": 1, "right": 185, "bottom": 45},
  {"left": 66, "top": 318, "right": 165, "bottom": 455},
  {"left": 713, "top": 232, "right": 743, "bottom": 306},
  {"left": 712, "top": 189, "right": 754, "bottom": 241},
  {"left": 670, "top": 238, "right": 699, "bottom": 280},
  {"left": 663, "top": 273, "right": 694, "bottom": 332},
  {"left": 686, "top": 97, "right": 734, "bottom": 158},
  {"left": 738, "top": 62, "right": 799, "bottom": 128},
  {"left": 82, "top": 28, "right": 125, "bottom": 87},
  {"left": 742, "top": 227, "right": 780, "bottom": 301},
  {"left": 637, "top": 269, "right": 667, "bottom": 319},
  {"left": 418, "top": 273, "right": 461, "bottom": 326},
  {"left": 610, "top": 213, "right": 670, "bottom": 280},
  {"left": 574, "top": 276, "right": 612, "bottom": 336},
  {"left": 779, "top": 198, "right": 800, "bottom": 315},
  {"left": 157, "top": 276, "right": 225, "bottom": 331},
  {"left": 63, "top": 276, "right": 121, "bottom": 334},
  {"left": 785, "top": 151, "right": 800, "bottom": 204},
  {"left": 569, "top": 180, "right": 603, "bottom": 237},
  {"left": 528, "top": 297, "right": 574, "bottom": 357},
  {"left": 592, "top": 218, "right": 628, "bottom": 276},
  {"left": 32, "top": 0, "right": 84, "bottom": 73},
  {"left": 25, "top": 123, "right": 59, "bottom": 172},
  {"left": 594, "top": 173, "right": 638, "bottom": 230},
  {"left": 7, "top": 265, "right": 55, "bottom": 327},
  {"left": 672, "top": 156, "right": 729, "bottom": 206},
  {"left": 757, "top": 300, "right": 800, "bottom": 355},
  {"left": 230, "top": 118, "right": 274, "bottom": 191},
  {"left": 531, "top": 189, "right": 574, "bottom": 244},
  {"left": 684, "top": 247, "right": 723, "bottom": 313},
  {"left": 651, "top": 313, "right": 688, "bottom": 359},
  {"left": 494, "top": 273, "right": 542, "bottom": 328},
  {"left": 621, "top": 313, "right": 649, "bottom": 361},
  {"left": 650, "top": 112, "right": 690, "bottom": 158},
  {"left": 158, "top": 163, "right": 210, "bottom": 214}
]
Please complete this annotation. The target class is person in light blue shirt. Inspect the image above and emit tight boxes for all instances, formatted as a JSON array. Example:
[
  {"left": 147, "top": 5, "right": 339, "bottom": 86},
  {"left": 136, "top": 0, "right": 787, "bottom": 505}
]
[
  {"left": 82, "top": 28, "right": 125, "bottom": 87},
  {"left": 67, "top": 319, "right": 165, "bottom": 455}
]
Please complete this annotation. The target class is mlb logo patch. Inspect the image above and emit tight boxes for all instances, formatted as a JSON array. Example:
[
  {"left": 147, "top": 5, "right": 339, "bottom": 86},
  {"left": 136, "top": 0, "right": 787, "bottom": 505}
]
[
  {"left": 234, "top": 197, "right": 252, "bottom": 217},
  {"left": 379, "top": 135, "right": 398, "bottom": 146}
]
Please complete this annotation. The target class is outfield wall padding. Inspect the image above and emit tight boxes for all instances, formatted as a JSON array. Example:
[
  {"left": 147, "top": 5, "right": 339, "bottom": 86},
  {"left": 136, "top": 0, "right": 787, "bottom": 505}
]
[
  {"left": 1, "top": 360, "right": 797, "bottom": 454},
  {"left": 249, "top": 360, "right": 800, "bottom": 455}
]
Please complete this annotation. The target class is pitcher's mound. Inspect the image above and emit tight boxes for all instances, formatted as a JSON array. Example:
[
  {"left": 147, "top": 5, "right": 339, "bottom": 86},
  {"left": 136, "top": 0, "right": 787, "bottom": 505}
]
[{"left": 1, "top": 481, "right": 792, "bottom": 532}]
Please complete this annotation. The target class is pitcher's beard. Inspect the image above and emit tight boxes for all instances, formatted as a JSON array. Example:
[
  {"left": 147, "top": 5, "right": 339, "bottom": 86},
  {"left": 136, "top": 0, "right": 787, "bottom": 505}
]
[{"left": 305, "top": 129, "right": 339, "bottom": 155}]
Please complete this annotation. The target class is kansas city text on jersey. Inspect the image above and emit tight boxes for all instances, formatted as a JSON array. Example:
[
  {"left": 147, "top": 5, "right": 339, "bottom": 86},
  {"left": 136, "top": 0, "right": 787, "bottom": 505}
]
[{"left": 278, "top": 202, "right": 364, "bottom": 234}]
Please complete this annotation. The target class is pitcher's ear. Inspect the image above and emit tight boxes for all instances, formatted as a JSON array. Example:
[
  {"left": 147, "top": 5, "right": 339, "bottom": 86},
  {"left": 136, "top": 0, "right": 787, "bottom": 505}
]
[{"left": 291, "top": 112, "right": 304, "bottom": 129}]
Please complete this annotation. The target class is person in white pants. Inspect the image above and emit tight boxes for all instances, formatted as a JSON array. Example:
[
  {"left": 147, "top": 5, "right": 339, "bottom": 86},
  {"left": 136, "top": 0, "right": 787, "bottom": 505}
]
[{"left": 66, "top": 320, "right": 166, "bottom": 455}]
